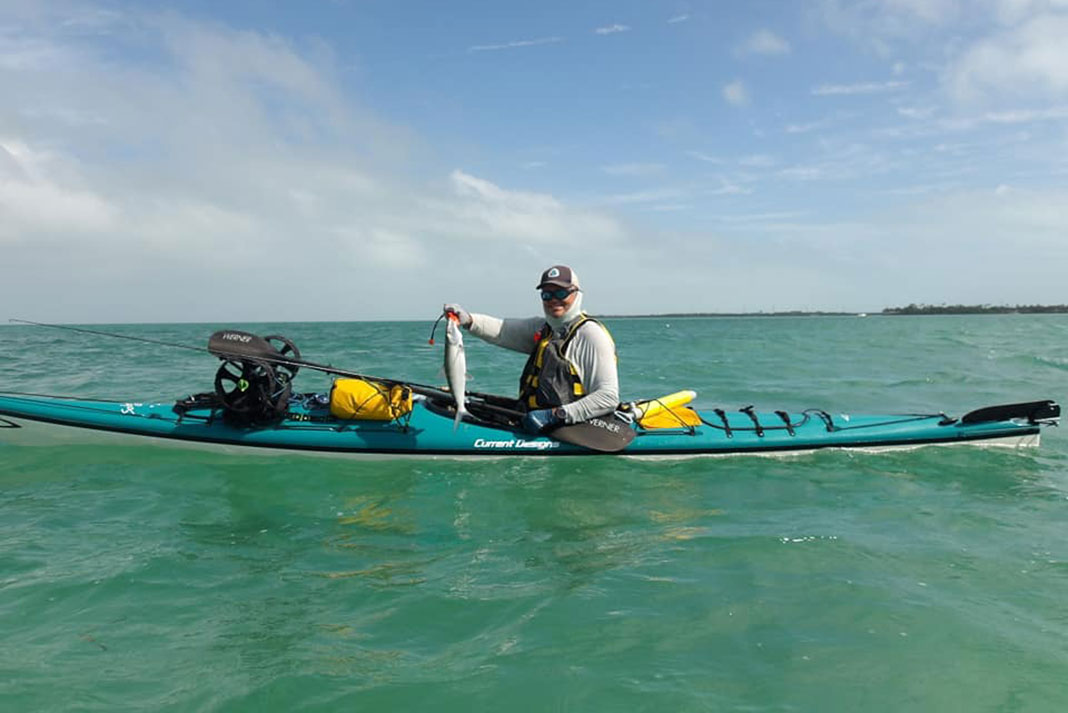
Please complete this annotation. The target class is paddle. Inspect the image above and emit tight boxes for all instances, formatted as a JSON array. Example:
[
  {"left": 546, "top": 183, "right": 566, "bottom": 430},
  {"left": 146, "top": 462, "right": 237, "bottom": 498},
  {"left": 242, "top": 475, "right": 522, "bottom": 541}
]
[
  {"left": 547, "top": 414, "right": 637, "bottom": 453},
  {"left": 208, "top": 330, "right": 637, "bottom": 452}
]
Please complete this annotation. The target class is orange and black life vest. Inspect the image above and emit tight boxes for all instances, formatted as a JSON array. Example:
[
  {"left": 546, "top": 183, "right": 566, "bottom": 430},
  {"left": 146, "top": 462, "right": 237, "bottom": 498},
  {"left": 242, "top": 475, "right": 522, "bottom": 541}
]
[{"left": 517, "top": 315, "right": 611, "bottom": 411}]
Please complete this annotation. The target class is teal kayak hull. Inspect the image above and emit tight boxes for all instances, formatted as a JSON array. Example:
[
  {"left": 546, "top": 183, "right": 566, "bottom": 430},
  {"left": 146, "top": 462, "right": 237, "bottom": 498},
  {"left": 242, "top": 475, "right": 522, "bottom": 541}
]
[{"left": 0, "top": 392, "right": 1057, "bottom": 458}]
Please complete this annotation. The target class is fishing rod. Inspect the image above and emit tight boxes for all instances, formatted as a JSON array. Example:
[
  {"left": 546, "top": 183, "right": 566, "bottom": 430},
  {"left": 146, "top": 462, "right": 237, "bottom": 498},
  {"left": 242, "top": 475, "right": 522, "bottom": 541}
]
[
  {"left": 11, "top": 319, "right": 633, "bottom": 450},
  {"left": 207, "top": 330, "right": 524, "bottom": 417},
  {"left": 10, "top": 318, "right": 446, "bottom": 395},
  {"left": 11, "top": 318, "right": 522, "bottom": 416}
]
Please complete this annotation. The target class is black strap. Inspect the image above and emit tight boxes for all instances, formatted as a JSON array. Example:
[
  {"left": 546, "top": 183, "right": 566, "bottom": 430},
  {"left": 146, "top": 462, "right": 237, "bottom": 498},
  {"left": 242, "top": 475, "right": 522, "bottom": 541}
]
[
  {"left": 774, "top": 410, "right": 796, "bottom": 436},
  {"left": 812, "top": 410, "right": 835, "bottom": 432},
  {"left": 740, "top": 405, "right": 763, "bottom": 437},
  {"left": 713, "top": 408, "right": 732, "bottom": 438},
  {"left": 559, "top": 315, "right": 590, "bottom": 350}
]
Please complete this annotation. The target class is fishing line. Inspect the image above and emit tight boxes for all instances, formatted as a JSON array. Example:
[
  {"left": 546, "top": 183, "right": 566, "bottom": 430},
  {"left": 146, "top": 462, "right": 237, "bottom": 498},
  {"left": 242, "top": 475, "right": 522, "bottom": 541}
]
[{"left": 9, "top": 319, "right": 208, "bottom": 354}]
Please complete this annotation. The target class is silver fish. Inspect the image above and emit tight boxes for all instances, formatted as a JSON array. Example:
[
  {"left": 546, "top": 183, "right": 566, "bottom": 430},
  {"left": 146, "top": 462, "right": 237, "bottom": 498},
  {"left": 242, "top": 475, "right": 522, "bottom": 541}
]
[{"left": 444, "top": 314, "right": 469, "bottom": 429}]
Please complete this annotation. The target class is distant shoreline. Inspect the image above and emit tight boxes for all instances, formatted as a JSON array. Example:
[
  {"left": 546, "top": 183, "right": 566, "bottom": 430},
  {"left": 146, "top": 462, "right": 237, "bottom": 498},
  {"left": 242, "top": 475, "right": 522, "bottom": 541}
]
[
  {"left": 880, "top": 304, "right": 1068, "bottom": 315},
  {"left": 600, "top": 305, "right": 1068, "bottom": 318}
]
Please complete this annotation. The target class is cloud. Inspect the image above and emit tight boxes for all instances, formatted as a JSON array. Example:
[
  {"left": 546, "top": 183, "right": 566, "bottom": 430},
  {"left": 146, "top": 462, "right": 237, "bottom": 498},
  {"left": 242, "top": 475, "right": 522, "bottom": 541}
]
[
  {"left": 0, "top": 6, "right": 627, "bottom": 321},
  {"left": 686, "top": 151, "right": 723, "bottom": 163},
  {"left": 980, "top": 106, "right": 1068, "bottom": 122},
  {"left": 689, "top": 185, "right": 1068, "bottom": 309},
  {"left": 777, "top": 165, "right": 828, "bottom": 181},
  {"left": 944, "top": 13, "right": 1068, "bottom": 102},
  {"left": 594, "top": 24, "right": 630, "bottom": 35},
  {"left": 815, "top": 0, "right": 1068, "bottom": 107},
  {"left": 0, "top": 139, "right": 118, "bottom": 240},
  {"left": 711, "top": 210, "right": 809, "bottom": 223},
  {"left": 598, "top": 188, "right": 679, "bottom": 205},
  {"left": 812, "top": 80, "right": 909, "bottom": 95},
  {"left": 925, "top": 105, "right": 1068, "bottom": 131},
  {"left": 784, "top": 114, "right": 854, "bottom": 133},
  {"left": 600, "top": 163, "right": 665, "bottom": 176},
  {"left": 773, "top": 141, "right": 896, "bottom": 182},
  {"left": 5, "top": 1, "right": 1064, "bottom": 321},
  {"left": 336, "top": 227, "right": 426, "bottom": 269},
  {"left": 738, "top": 154, "right": 776, "bottom": 168},
  {"left": 723, "top": 80, "right": 750, "bottom": 106},
  {"left": 882, "top": 0, "right": 963, "bottom": 24},
  {"left": 667, "top": 14, "right": 690, "bottom": 24},
  {"left": 443, "top": 170, "right": 622, "bottom": 243},
  {"left": 889, "top": 186, "right": 1068, "bottom": 260},
  {"left": 738, "top": 29, "right": 791, "bottom": 56},
  {"left": 814, "top": 0, "right": 965, "bottom": 44},
  {"left": 468, "top": 36, "right": 564, "bottom": 52},
  {"left": 0, "top": 35, "right": 73, "bottom": 70},
  {"left": 707, "top": 181, "right": 750, "bottom": 196},
  {"left": 896, "top": 105, "right": 935, "bottom": 119},
  {"left": 598, "top": 178, "right": 750, "bottom": 207}
]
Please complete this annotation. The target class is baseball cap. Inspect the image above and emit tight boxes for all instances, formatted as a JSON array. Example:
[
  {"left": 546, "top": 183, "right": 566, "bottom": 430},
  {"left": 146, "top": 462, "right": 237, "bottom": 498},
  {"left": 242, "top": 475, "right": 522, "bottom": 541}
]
[{"left": 536, "top": 265, "right": 580, "bottom": 290}]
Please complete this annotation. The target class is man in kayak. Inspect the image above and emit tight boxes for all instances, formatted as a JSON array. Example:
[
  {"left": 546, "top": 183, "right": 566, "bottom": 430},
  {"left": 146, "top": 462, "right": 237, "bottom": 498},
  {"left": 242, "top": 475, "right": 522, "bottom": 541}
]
[{"left": 445, "top": 265, "right": 619, "bottom": 434}]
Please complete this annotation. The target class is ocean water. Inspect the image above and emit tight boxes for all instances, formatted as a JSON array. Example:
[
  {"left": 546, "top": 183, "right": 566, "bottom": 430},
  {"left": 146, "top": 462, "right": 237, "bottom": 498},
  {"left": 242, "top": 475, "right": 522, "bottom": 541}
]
[{"left": 1, "top": 315, "right": 1067, "bottom": 712}]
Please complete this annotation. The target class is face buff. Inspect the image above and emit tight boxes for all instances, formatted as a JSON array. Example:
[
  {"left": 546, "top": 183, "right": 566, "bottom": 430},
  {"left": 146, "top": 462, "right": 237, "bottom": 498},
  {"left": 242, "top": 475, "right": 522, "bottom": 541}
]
[{"left": 545, "top": 290, "right": 584, "bottom": 332}]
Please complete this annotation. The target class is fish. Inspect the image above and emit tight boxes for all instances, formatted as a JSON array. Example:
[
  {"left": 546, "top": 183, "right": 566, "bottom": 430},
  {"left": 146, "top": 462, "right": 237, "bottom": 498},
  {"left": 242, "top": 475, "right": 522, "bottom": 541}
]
[{"left": 444, "top": 313, "right": 469, "bottom": 429}]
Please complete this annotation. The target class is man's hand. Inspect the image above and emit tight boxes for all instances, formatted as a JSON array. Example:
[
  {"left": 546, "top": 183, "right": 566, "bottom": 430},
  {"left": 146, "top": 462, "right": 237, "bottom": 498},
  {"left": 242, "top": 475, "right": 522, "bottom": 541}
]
[
  {"left": 521, "top": 407, "right": 564, "bottom": 434},
  {"left": 442, "top": 304, "right": 472, "bottom": 327}
]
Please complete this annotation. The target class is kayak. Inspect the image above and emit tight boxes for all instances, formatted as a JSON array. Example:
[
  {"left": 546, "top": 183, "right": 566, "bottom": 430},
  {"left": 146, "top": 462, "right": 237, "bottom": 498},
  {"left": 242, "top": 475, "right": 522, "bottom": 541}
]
[{"left": 0, "top": 390, "right": 1059, "bottom": 458}]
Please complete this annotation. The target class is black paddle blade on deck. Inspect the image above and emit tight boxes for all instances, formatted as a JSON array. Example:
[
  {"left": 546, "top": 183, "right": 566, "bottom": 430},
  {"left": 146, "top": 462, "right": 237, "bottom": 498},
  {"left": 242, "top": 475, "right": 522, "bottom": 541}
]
[
  {"left": 960, "top": 400, "right": 1060, "bottom": 425},
  {"left": 208, "top": 330, "right": 281, "bottom": 360},
  {"left": 548, "top": 413, "right": 637, "bottom": 453}
]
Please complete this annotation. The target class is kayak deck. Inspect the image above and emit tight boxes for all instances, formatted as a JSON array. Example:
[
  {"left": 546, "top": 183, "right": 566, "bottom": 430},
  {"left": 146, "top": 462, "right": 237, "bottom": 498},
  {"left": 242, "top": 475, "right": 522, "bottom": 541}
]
[{"left": 0, "top": 391, "right": 1057, "bottom": 458}]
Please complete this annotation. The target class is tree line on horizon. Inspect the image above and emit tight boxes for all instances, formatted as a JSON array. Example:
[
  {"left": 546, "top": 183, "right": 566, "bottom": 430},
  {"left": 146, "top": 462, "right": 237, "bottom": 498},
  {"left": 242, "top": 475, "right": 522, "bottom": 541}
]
[{"left": 882, "top": 303, "right": 1068, "bottom": 315}]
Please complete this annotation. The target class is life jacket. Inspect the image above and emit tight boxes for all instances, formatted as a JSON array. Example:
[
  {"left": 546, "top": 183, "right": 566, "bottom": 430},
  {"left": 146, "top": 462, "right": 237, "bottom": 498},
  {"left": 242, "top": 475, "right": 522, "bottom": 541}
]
[{"left": 517, "top": 315, "right": 612, "bottom": 411}]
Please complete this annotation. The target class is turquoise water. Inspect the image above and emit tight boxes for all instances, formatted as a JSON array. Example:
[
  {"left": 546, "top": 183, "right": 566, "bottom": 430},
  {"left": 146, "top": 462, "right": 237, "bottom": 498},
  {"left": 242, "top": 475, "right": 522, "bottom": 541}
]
[{"left": 2, "top": 316, "right": 1067, "bottom": 711}]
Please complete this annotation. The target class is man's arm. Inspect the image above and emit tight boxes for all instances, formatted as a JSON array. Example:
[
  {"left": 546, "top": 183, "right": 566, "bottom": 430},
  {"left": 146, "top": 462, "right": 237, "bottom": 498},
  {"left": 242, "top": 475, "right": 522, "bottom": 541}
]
[
  {"left": 559, "top": 323, "right": 619, "bottom": 423},
  {"left": 467, "top": 314, "right": 544, "bottom": 355}
]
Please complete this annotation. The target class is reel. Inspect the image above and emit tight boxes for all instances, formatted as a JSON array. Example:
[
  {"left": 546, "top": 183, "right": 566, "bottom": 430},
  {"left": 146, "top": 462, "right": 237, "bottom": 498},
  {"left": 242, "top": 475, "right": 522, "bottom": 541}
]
[
  {"left": 213, "top": 358, "right": 291, "bottom": 425},
  {"left": 263, "top": 335, "right": 301, "bottom": 384},
  {"left": 206, "top": 331, "right": 302, "bottom": 425}
]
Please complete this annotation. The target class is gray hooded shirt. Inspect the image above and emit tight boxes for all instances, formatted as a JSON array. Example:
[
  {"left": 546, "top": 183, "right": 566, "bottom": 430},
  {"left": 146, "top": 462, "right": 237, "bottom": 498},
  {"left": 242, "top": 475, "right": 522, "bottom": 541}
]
[{"left": 466, "top": 311, "right": 619, "bottom": 424}]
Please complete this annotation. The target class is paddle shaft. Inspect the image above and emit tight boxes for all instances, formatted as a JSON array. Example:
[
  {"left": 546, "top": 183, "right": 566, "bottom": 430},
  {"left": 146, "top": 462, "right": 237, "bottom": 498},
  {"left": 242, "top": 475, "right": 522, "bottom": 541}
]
[{"left": 210, "top": 346, "right": 530, "bottom": 419}]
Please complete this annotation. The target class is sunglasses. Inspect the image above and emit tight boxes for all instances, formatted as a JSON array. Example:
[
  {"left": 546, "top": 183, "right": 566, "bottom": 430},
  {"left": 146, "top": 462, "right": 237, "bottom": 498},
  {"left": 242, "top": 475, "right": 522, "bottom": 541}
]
[{"left": 540, "top": 288, "right": 577, "bottom": 301}]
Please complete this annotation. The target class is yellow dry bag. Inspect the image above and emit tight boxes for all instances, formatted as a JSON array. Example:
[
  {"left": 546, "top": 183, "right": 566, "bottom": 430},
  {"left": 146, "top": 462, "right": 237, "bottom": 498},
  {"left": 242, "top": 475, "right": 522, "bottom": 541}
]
[
  {"left": 330, "top": 379, "right": 413, "bottom": 421},
  {"left": 634, "top": 390, "right": 702, "bottom": 429}
]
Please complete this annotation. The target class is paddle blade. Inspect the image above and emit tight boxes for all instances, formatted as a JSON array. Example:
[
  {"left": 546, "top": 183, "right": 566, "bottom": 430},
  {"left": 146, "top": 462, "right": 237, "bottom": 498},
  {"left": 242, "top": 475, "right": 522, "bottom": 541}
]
[
  {"left": 547, "top": 413, "right": 637, "bottom": 453},
  {"left": 960, "top": 400, "right": 1060, "bottom": 425},
  {"left": 208, "top": 330, "right": 280, "bottom": 360}
]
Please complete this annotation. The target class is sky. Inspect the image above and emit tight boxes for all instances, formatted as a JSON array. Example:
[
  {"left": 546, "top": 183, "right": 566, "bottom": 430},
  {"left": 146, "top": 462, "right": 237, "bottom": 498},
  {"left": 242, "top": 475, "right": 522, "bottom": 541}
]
[{"left": 1, "top": 0, "right": 1067, "bottom": 322}]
